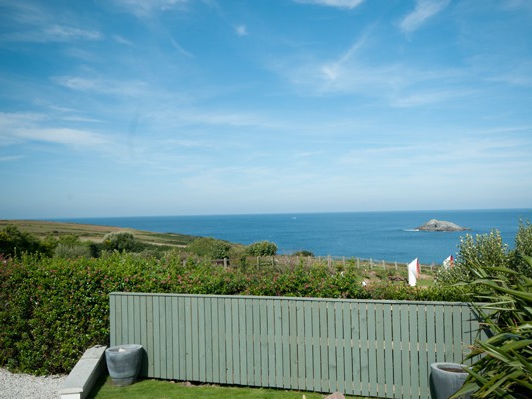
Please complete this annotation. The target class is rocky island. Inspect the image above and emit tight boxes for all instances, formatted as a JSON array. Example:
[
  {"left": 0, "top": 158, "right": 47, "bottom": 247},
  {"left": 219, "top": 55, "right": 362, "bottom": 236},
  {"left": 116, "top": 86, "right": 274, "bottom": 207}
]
[{"left": 415, "top": 219, "right": 470, "bottom": 232}]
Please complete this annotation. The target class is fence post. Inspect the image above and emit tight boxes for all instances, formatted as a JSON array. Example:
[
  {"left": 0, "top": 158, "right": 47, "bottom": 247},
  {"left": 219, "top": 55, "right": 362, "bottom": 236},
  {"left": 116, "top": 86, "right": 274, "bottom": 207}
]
[
  {"left": 357, "top": 258, "right": 360, "bottom": 268},
  {"left": 223, "top": 258, "right": 228, "bottom": 268},
  {"left": 370, "top": 259, "right": 373, "bottom": 269},
  {"left": 395, "top": 261, "right": 398, "bottom": 270},
  {"left": 382, "top": 260, "right": 386, "bottom": 269},
  {"left": 328, "top": 256, "right": 332, "bottom": 269}
]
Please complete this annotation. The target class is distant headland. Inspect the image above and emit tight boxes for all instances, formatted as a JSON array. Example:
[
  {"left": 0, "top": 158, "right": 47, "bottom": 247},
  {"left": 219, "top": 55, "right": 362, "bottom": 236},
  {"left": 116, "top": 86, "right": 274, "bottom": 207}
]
[{"left": 415, "top": 219, "right": 470, "bottom": 232}]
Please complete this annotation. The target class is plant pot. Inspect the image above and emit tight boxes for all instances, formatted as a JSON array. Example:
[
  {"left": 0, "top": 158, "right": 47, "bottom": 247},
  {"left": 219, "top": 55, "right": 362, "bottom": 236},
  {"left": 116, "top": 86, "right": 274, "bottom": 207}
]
[
  {"left": 105, "top": 344, "right": 143, "bottom": 386},
  {"left": 430, "top": 362, "right": 470, "bottom": 399}
]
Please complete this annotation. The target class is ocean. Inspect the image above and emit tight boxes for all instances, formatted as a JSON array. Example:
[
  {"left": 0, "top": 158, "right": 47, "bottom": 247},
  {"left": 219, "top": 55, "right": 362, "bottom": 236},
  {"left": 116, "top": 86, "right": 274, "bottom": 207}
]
[{"left": 53, "top": 209, "right": 531, "bottom": 265}]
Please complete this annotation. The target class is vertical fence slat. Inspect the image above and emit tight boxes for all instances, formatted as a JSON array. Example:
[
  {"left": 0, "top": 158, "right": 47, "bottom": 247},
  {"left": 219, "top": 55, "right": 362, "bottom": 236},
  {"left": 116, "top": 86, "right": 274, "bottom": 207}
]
[
  {"left": 210, "top": 297, "right": 220, "bottom": 383},
  {"left": 289, "top": 300, "right": 298, "bottom": 389},
  {"left": 383, "top": 302, "right": 394, "bottom": 398},
  {"left": 273, "top": 299, "right": 283, "bottom": 388},
  {"left": 418, "top": 303, "right": 429, "bottom": 397},
  {"left": 177, "top": 297, "right": 186, "bottom": 380},
  {"left": 342, "top": 302, "right": 353, "bottom": 396},
  {"left": 351, "top": 301, "right": 361, "bottom": 396},
  {"left": 367, "top": 302, "right": 378, "bottom": 398},
  {"left": 127, "top": 295, "right": 135, "bottom": 344},
  {"left": 260, "top": 299, "right": 269, "bottom": 387},
  {"left": 224, "top": 298, "right": 233, "bottom": 385},
  {"left": 319, "top": 301, "right": 329, "bottom": 392},
  {"left": 392, "top": 303, "right": 402, "bottom": 398},
  {"left": 231, "top": 298, "right": 240, "bottom": 385},
  {"left": 159, "top": 296, "right": 167, "bottom": 379},
  {"left": 253, "top": 298, "right": 262, "bottom": 387},
  {"left": 171, "top": 296, "right": 179, "bottom": 379},
  {"left": 312, "top": 301, "right": 322, "bottom": 393},
  {"left": 359, "top": 301, "right": 369, "bottom": 397},
  {"left": 198, "top": 297, "right": 206, "bottom": 382},
  {"left": 304, "top": 302, "right": 314, "bottom": 391},
  {"left": 453, "top": 305, "right": 464, "bottom": 362},
  {"left": 238, "top": 298, "right": 247, "bottom": 386},
  {"left": 400, "top": 304, "right": 411, "bottom": 399},
  {"left": 327, "top": 302, "right": 338, "bottom": 392},
  {"left": 375, "top": 302, "right": 386, "bottom": 397},
  {"left": 164, "top": 296, "right": 172, "bottom": 380},
  {"left": 435, "top": 305, "right": 446, "bottom": 363},
  {"left": 281, "top": 299, "right": 290, "bottom": 389},
  {"left": 204, "top": 297, "right": 213, "bottom": 382},
  {"left": 409, "top": 304, "right": 420, "bottom": 399},
  {"left": 335, "top": 302, "right": 345, "bottom": 395},
  {"left": 444, "top": 304, "right": 454, "bottom": 362},
  {"left": 146, "top": 295, "right": 154, "bottom": 377},
  {"left": 245, "top": 299, "right": 254, "bottom": 386},
  {"left": 153, "top": 296, "right": 161, "bottom": 378},
  {"left": 218, "top": 298, "right": 227, "bottom": 384},
  {"left": 426, "top": 304, "right": 437, "bottom": 368},
  {"left": 109, "top": 294, "right": 117, "bottom": 347}
]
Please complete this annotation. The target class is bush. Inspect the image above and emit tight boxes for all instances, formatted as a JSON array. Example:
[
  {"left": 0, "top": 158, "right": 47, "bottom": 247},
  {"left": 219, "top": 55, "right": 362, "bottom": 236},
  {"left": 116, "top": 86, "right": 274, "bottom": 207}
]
[
  {"left": 0, "top": 226, "right": 51, "bottom": 257},
  {"left": 292, "top": 250, "right": 314, "bottom": 257},
  {"left": 246, "top": 241, "right": 278, "bottom": 256},
  {"left": 102, "top": 232, "right": 144, "bottom": 253},
  {"left": 452, "top": 256, "right": 532, "bottom": 399},
  {"left": 188, "top": 237, "right": 231, "bottom": 259}
]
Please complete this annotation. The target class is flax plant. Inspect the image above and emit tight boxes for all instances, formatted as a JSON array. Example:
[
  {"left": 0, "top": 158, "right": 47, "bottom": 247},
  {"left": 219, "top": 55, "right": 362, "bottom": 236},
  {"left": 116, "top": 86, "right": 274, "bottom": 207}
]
[{"left": 452, "top": 256, "right": 532, "bottom": 399}]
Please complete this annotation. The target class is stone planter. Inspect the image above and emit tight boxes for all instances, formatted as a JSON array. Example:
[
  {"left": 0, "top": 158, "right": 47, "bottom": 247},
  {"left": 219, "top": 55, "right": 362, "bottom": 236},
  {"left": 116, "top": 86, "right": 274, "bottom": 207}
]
[
  {"left": 105, "top": 344, "right": 143, "bottom": 386},
  {"left": 430, "top": 362, "right": 470, "bottom": 399}
]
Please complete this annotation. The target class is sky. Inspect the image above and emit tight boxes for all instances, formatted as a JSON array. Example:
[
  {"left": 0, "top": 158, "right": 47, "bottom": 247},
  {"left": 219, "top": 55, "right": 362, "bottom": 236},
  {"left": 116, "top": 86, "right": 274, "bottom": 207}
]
[{"left": 1, "top": 0, "right": 532, "bottom": 219}]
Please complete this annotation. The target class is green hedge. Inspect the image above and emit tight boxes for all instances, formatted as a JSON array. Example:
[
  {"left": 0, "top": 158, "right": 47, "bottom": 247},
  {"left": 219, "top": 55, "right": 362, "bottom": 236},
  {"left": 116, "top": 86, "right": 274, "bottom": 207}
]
[{"left": 0, "top": 251, "right": 467, "bottom": 375}]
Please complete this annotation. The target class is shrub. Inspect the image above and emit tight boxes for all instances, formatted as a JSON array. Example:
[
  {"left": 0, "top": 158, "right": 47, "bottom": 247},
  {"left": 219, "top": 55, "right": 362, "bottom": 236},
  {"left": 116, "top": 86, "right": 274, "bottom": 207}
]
[
  {"left": 292, "top": 250, "right": 314, "bottom": 257},
  {"left": 188, "top": 237, "right": 231, "bottom": 259},
  {"left": 102, "top": 232, "right": 144, "bottom": 253},
  {"left": 246, "top": 240, "right": 278, "bottom": 256},
  {"left": 452, "top": 256, "right": 532, "bottom": 399},
  {"left": 0, "top": 225, "right": 50, "bottom": 257}
]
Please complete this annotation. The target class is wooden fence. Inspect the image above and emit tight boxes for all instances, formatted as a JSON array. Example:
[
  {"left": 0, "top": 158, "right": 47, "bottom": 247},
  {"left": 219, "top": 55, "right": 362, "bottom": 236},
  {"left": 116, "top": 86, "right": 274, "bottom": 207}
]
[{"left": 109, "top": 293, "right": 481, "bottom": 399}]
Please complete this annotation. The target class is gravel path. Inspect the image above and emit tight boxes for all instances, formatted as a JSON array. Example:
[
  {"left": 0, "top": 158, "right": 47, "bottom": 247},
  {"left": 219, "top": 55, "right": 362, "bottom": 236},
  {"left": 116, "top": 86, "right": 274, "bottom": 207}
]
[{"left": 0, "top": 368, "right": 67, "bottom": 399}]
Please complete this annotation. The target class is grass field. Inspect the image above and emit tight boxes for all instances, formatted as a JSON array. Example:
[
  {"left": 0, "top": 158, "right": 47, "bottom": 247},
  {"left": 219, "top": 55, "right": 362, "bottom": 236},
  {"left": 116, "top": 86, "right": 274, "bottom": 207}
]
[
  {"left": 0, "top": 219, "right": 198, "bottom": 247},
  {"left": 88, "top": 376, "right": 364, "bottom": 399}
]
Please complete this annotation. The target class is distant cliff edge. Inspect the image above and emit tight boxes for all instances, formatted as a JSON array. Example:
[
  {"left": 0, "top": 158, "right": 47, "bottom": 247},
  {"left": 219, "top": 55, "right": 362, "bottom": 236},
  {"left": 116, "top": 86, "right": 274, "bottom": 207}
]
[{"left": 415, "top": 219, "right": 470, "bottom": 232}]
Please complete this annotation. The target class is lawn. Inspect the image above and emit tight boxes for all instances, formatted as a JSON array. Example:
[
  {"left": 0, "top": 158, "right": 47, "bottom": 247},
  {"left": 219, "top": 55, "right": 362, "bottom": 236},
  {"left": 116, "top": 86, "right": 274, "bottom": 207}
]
[{"left": 88, "top": 376, "right": 368, "bottom": 399}]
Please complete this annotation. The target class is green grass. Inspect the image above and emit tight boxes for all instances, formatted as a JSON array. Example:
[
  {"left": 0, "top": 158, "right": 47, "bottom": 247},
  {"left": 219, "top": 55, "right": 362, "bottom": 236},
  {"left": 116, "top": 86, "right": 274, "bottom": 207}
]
[{"left": 88, "top": 376, "right": 369, "bottom": 399}]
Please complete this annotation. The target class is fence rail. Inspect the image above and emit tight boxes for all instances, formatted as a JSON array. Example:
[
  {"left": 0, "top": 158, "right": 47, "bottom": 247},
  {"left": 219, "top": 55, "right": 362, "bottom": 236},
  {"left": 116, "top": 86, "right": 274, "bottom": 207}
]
[
  {"left": 109, "top": 292, "right": 481, "bottom": 398},
  {"left": 211, "top": 255, "right": 443, "bottom": 274}
]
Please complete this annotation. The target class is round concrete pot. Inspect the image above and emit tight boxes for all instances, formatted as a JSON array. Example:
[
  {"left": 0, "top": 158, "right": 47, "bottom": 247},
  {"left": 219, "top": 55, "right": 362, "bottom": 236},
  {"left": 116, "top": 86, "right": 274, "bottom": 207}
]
[
  {"left": 430, "top": 362, "right": 470, "bottom": 399},
  {"left": 105, "top": 344, "right": 143, "bottom": 386}
]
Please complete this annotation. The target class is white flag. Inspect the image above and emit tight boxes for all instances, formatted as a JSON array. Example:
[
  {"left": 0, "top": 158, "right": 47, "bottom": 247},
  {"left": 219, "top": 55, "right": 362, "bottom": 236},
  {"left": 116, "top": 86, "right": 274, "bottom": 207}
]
[
  {"left": 408, "top": 258, "right": 420, "bottom": 287},
  {"left": 442, "top": 255, "right": 454, "bottom": 269}
]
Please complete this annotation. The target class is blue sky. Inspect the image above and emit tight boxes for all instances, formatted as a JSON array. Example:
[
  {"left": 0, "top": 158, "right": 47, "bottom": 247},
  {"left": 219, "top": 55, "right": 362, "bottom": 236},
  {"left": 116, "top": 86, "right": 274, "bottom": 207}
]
[{"left": 1, "top": 0, "right": 531, "bottom": 219}]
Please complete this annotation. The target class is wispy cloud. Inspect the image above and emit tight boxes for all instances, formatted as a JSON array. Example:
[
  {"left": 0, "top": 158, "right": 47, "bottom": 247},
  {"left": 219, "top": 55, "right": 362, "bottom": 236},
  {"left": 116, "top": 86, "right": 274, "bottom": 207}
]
[
  {"left": 113, "top": 34, "right": 133, "bottom": 46},
  {"left": 17, "top": 127, "right": 108, "bottom": 147},
  {"left": 1, "top": 24, "right": 102, "bottom": 43},
  {"left": 170, "top": 37, "right": 194, "bottom": 58},
  {"left": 0, "top": 155, "right": 25, "bottom": 162},
  {"left": 235, "top": 25, "right": 248, "bottom": 36},
  {"left": 52, "top": 75, "right": 150, "bottom": 97},
  {"left": 0, "top": 112, "right": 108, "bottom": 148},
  {"left": 109, "top": 0, "right": 189, "bottom": 17},
  {"left": 294, "top": 0, "right": 364, "bottom": 10},
  {"left": 399, "top": 0, "right": 450, "bottom": 34}
]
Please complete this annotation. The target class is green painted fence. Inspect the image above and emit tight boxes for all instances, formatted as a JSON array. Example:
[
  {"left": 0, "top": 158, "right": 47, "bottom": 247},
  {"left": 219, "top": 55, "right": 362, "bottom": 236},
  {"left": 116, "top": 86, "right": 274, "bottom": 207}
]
[{"left": 109, "top": 293, "right": 481, "bottom": 398}]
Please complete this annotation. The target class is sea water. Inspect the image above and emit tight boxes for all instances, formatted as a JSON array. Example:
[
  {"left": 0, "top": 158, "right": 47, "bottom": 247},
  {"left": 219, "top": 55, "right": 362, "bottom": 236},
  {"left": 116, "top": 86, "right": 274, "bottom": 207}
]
[{"left": 54, "top": 209, "right": 531, "bottom": 265}]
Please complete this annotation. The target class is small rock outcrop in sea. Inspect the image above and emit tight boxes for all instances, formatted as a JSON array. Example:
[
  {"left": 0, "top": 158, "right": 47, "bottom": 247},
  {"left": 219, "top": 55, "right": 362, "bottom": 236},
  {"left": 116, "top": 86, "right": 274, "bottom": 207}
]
[{"left": 415, "top": 219, "right": 469, "bottom": 232}]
